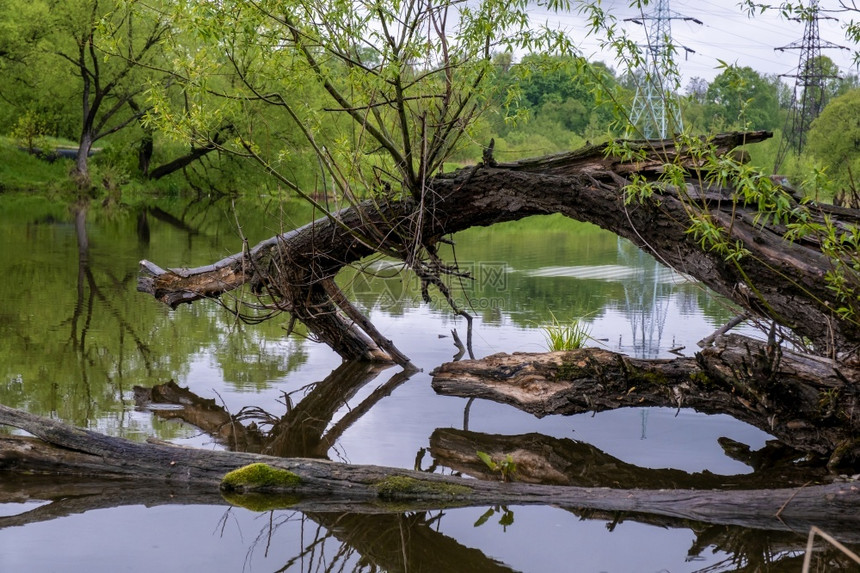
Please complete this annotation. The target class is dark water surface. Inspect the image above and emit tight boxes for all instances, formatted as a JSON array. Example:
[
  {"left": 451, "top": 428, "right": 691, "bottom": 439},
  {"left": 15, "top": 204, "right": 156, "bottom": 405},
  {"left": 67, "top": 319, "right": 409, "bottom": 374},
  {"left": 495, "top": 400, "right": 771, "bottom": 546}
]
[{"left": 0, "top": 194, "right": 849, "bottom": 571}]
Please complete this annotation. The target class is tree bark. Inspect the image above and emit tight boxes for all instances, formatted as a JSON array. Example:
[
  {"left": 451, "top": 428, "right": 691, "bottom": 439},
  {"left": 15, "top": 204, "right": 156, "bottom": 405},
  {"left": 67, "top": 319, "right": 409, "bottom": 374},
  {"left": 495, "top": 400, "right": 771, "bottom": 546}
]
[
  {"left": 137, "top": 131, "right": 860, "bottom": 364},
  {"left": 0, "top": 403, "right": 858, "bottom": 538},
  {"left": 431, "top": 334, "right": 860, "bottom": 466},
  {"left": 74, "top": 131, "right": 93, "bottom": 184}
]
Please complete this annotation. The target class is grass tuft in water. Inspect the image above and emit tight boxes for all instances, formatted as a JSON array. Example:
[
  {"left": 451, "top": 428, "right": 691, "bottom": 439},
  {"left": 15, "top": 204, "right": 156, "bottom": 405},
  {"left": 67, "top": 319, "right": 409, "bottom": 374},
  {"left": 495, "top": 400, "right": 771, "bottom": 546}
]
[{"left": 542, "top": 312, "right": 592, "bottom": 351}]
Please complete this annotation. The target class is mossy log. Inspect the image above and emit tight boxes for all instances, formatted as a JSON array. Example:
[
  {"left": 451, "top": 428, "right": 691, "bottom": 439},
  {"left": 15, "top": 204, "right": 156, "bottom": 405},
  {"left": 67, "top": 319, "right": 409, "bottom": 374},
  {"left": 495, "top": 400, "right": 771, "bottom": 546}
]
[
  {"left": 431, "top": 334, "right": 860, "bottom": 467},
  {"left": 0, "top": 403, "right": 859, "bottom": 539},
  {"left": 1, "top": 476, "right": 855, "bottom": 570}
]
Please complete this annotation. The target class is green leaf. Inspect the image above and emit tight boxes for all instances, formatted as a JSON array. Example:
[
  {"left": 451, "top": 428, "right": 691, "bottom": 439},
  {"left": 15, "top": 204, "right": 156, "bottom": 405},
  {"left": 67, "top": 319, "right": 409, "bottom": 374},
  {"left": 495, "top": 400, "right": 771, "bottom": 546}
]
[{"left": 476, "top": 450, "right": 498, "bottom": 471}]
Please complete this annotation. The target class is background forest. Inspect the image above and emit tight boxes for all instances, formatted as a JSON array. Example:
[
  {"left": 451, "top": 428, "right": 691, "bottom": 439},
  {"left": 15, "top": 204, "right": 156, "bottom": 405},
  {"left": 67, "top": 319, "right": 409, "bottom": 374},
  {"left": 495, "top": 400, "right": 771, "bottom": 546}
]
[{"left": 1, "top": 0, "right": 859, "bottom": 202}]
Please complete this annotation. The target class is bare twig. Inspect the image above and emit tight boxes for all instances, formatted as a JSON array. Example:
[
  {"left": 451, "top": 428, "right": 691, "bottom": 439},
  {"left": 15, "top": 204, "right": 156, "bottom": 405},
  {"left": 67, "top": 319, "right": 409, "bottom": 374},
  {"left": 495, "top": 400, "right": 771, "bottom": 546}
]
[{"left": 802, "top": 526, "right": 860, "bottom": 572}]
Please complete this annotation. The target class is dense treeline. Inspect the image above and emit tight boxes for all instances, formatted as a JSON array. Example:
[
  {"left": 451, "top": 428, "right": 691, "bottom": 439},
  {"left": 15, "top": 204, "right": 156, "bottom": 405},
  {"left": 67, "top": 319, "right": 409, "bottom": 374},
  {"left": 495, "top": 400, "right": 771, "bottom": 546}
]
[{"left": 1, "top": 0, "right": 859, "bottom": 197}]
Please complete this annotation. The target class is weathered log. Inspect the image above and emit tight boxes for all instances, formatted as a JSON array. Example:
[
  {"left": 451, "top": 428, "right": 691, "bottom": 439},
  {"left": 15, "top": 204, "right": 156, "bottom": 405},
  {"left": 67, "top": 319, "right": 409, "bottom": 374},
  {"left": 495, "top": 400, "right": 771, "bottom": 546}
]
[
  {"left": 0, "top": 403, "right": 859, "bottom": 538},
  {"left": 1, "top": 476, "right": 856, "bottom": 570},
  {"left": 139, "top": 131, "right": 860, "bottom": 362},
  {"left": 430, "top": 335, "right": 860, "bottom": 466}
]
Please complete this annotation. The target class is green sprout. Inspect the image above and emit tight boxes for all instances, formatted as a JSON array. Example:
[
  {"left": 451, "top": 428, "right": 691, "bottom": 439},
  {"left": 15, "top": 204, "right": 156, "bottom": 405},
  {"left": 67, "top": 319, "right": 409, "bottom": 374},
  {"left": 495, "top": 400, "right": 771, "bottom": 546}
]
[{"left": 477, "top": 451, "right": 518, "bottom": 482}]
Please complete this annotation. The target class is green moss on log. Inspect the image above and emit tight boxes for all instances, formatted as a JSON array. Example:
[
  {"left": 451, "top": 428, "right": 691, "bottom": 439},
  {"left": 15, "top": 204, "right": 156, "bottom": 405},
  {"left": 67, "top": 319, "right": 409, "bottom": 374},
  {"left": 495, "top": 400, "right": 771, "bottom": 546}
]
[
  {"left": 221, "top": 463, "right": 301, "bottom": 492},
  {"left": 374, "top": 475, "right": 473, "bottom": 500},
  {"left": 689, "top": 371, "right": 712, "bottom": 385},
  {"left": 554, "top": 358, "right": 592, "bottom": 380},
  {"left": 628, "top": 369, "right": 669, "bottom": 386}
]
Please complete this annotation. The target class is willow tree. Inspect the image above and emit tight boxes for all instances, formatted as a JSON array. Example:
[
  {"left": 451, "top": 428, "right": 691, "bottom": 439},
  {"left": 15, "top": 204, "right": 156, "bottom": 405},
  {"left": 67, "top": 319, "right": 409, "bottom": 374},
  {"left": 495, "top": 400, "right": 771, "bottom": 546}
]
[{"left": 140, "top": 0, "right": 588, "bottom": 361}]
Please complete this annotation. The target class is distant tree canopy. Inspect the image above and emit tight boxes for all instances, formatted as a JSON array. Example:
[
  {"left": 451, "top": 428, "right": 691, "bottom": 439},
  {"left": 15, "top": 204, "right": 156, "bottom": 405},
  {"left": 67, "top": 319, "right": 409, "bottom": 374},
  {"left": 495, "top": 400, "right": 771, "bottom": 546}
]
[
  {"left": 703, "top": 66, "right": 781, "bottom": 132},
  {"left": 807, "top": 88, "right": 860, "bottom": 193},
  {"left": 0, "top": 0, "right": 175, "bottom": 184},
  {"left": 0, "top": 0, "right": 74, "bottom": 136},
  {"left": 517, "top": 56, "right": 618, "bottom": 133},
  {"left": 475, "top": 54, "right": 621, "bottom": 160},
  {"left": 2, "top": 0, "right": 860, "bottom": 194}
]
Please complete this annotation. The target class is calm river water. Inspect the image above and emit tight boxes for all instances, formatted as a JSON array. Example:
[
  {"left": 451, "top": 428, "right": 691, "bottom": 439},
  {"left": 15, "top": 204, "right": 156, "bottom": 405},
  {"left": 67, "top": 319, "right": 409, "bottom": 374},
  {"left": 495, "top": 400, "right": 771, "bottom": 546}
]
[{"left": 0, "top": 193, "right": 844, "bottom": 571}]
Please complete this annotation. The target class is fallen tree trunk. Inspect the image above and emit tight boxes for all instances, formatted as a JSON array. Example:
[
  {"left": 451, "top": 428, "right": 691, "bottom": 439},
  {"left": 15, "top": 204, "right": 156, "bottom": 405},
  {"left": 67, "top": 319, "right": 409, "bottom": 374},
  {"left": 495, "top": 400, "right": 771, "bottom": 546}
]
[
  {"left": 431, "top": 334, "right": 860, "bottom": 466},
  {"left": 138, "top": 131, "right": 860, "bottom": 363},
  {"left": 0, "top": 403, "right": 858, "bottom": 537}
]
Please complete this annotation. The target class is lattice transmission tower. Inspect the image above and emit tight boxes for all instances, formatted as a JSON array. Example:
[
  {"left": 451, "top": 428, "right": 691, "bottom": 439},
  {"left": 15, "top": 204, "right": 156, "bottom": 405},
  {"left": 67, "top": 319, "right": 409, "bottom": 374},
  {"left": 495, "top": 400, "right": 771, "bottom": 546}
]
[
  {"left": 626, "top": 0, "right": 701, "bottom": 139},
  {"left": 773, "top": 0, "right": 848, "bottom": 172}
]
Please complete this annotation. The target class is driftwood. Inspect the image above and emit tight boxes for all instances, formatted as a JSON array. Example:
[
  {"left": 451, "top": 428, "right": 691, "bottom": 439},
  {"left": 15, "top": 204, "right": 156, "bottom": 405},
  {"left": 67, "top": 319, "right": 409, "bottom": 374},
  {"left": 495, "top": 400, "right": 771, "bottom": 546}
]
[
  {"left": 431, "top": 334, "right": 860, "bottom": 466},
  {"left": 0, "top": 402, "right": 859, "bottom": 539},
  {"left": 138, "top": 131, "right": 860, "bottom": 363}
]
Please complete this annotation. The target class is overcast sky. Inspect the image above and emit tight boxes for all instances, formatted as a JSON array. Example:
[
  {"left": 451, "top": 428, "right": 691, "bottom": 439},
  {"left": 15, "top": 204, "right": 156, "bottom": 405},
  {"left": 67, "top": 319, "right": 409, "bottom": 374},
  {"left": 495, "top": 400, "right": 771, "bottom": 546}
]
[{"left": 529, "top": 0, "right": 859, "bottom": 86}]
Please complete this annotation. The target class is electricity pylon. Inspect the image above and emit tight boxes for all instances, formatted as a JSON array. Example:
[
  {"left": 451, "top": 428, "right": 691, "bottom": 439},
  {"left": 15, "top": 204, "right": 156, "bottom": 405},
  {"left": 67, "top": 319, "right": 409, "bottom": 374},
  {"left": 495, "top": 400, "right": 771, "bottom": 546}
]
[
  {"left": 773, "top": 0, "right": 848, "bottom": 172},
  {"left": 626, "top": 0, "right": 701, "bottom": 139}
]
